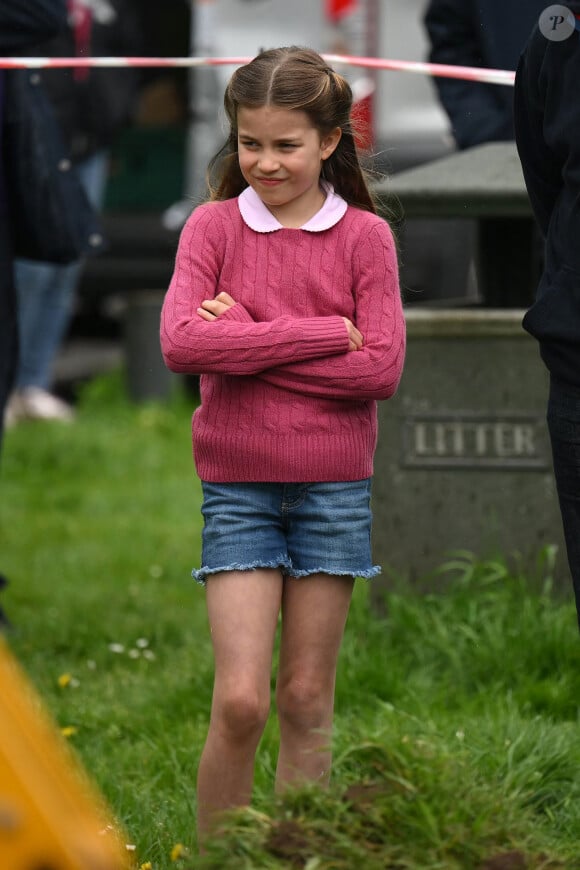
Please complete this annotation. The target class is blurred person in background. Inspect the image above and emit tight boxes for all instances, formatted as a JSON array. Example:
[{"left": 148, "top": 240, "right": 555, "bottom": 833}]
[
  {"left": 424, "top": 0, "right": 546, "bottom": 149},
  {"left": 5, "top": 0, "right": 142, "bottom": 425},
  {"left": 514, "top": 4, "right": 580, "bottom": 629},
  {"left": 0, "top": 0, "right": 68, "bottom": 624},
  {"left": 423, "top": 0, "right": 546, "bottom": 306},
  {"left": 0, "top": 1, "right": 68, "bottom": 449}
]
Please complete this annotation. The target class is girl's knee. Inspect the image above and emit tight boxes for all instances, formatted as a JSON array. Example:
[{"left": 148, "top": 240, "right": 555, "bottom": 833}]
[
  {"left": 215, "top": 686, "right": 271, "bottom": 740},
  {"left": 276, "top": 674, "right": 332, "bottom": 730}
]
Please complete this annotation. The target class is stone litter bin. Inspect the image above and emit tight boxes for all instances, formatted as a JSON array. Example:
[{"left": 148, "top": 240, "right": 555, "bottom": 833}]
[
  {"left": 124, "top": 290, "right": 177, "bottom": 402},
  {"left": 371, "top": 308, "right": 567, "bottom": 590}
]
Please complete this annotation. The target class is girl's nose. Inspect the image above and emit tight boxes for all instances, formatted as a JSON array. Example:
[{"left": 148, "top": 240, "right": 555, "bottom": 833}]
[{"left": 258, "top": 152, "right": 280, "bottom": 173}]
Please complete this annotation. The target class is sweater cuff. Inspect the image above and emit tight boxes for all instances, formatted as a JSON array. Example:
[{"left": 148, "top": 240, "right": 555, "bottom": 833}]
[
  {"left": 219, "top": 303, "right": 255, "bottom": 323},
  {"left": 298, "top": 315, "right": 350, "bottom": 355}
]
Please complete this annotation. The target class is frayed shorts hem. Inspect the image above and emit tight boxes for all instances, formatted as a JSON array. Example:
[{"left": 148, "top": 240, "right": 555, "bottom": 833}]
[
  {"left": 192, "top": 560, "right": 382, "bottom": 587},
  {"left": 193, "top": 554, "right": 291, "bottom": 586}
]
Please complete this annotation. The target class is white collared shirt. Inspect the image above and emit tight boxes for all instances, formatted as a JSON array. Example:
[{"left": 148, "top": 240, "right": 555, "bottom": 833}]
[{"left": 238, "top": 181, "right": 348, "bottom": 233}]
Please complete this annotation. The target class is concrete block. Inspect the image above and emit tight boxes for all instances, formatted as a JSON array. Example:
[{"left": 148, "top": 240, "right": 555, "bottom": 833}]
[
  {"left": 372, "top": 309, "right": 567, "bottom": 589},
  {"left": 124, "top": 290, "right": 176, "bottom": 401}
]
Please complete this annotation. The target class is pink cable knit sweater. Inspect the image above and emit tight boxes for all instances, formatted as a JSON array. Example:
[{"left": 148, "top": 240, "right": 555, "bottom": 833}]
[{"left": 160, "top": 189, "right": 406, "bottom": 482}]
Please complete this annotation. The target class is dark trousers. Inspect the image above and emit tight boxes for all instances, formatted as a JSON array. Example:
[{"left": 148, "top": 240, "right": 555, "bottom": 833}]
[
  {"left": 0, "top": 212, "right": 17, "bottom": 452},
  {"left": 477, "top": 217, "right": 542, "bottom": 308},
  {"left": 547, "top": 376, "right": 580, "bottom": 631}
]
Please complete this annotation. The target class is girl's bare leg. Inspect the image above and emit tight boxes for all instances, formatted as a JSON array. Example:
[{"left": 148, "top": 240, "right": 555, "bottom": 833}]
[
  {"left": 274, "top": 573, "right": 354, "bottom": 790},
  {"left": 196, "top": 568, "right": 283, "bottom": 843}
]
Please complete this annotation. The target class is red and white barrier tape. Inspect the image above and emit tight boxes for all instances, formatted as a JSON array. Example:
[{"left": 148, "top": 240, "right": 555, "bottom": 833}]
[
  {"left": 0, "top": 54, "right": 516, "bottom": 86},
  {"left": 325, "top": 54, "right": 515, "bottom": 86}
]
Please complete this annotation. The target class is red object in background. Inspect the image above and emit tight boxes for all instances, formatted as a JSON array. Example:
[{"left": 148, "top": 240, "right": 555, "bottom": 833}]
[
  {"left": 325, "top": 0, "right": 358, "bottom": 22},
  {"left": 324, "top": 0, "right": 375, "bottom": 151},
  {"left": 68, "top": 0, "right": 93, "bottom": 81}
]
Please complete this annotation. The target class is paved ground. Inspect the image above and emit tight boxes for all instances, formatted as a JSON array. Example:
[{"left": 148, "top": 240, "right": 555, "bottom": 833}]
[
  {"left": 54, "top": 338, "right": 123, "bottom": 384},
  {"left": 53, "top": 338, "right": 124, "bottom": 402}
]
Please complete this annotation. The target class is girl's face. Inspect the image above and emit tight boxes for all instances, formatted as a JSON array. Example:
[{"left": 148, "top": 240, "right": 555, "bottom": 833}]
[{"left": 237, "top": 105, "right": 341, "bottom": 226}]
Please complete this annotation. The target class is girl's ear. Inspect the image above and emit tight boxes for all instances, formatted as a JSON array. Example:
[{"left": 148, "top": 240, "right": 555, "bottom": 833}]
[{"left": 321, "top": 127, "right": 342, "bottom": 161}]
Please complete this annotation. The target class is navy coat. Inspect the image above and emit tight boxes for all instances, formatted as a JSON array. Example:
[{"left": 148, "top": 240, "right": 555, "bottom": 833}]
[
  {"left": 514, "top": 3, "right": 580, "bottom": 387},
  {"left": 424, "top": 0, "right": 546, "bottom": 148}
]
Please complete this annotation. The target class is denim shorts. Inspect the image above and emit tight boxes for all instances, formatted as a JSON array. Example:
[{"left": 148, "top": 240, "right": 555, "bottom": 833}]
[{"left": 193, "top": 479, "right": 381, "bottom": 585}]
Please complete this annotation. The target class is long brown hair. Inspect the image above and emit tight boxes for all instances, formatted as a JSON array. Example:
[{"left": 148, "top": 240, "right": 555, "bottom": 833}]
[{"left": 206, "top": 46, "right": 377, "bottom": 214}]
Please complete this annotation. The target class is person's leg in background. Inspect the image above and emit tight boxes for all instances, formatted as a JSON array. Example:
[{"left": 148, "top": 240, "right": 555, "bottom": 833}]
[
  {"left": 6, "top": 151, "right": 109, "bottom": 423},
  {"left": 10, "top": 257, "right": 81, "bottom": 421},
  {"left": 546, "top": 376, "right": 580, "bottom": 632},
  {"left": 0, "top": 210, "right": 17, "bottom": 445},
  {"left": 0, "top": 214, "right": 17, "bottom": 626}
]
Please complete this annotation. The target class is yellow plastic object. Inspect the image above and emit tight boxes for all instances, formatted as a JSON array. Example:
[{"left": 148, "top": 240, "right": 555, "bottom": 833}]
[{"left": 0, "top": 637, "right": 131, "bottom": 870}]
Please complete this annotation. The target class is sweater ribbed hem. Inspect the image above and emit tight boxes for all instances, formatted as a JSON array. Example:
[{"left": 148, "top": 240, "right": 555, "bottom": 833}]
[{"left": 193, "top": 426, "right": 377, "bottom": 483}]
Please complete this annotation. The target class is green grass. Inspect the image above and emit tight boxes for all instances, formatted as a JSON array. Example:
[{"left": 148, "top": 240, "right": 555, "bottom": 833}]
[{"left": 1, "top": 372, "right": 580, "bottom": 869}]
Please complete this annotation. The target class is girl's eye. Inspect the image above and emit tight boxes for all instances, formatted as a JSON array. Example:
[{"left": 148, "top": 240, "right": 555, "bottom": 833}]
[
  {"left": 240, "top": 140, "right": 258, "bottom": 149},
  {"left": 279, "top": 143, "right": 297, "bottom": 150}
]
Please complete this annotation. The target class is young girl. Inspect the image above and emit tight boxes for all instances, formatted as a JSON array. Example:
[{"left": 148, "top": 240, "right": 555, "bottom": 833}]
[{"left": 160, "top": 45, "right": 406, "bottom": 842}]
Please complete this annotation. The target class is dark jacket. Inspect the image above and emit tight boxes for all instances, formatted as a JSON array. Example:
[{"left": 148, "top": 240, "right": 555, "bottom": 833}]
[
  {"left": 0, "top": 1, "right": 67, "bottom": 221},
  {"left": 424, "top": 0, "right": 546, "bottom": 149},
  {"left": 32, "top": 0, "right": 142, "bottom": 162},
  {"left": 514, "top": 5, "right": 580, "bottom": 388},
  {"left": 0, "top": 2, "right": 66, "bottom": 53},
  {"left": 0, "top": 0, "right": 103, "bottom": 264}
]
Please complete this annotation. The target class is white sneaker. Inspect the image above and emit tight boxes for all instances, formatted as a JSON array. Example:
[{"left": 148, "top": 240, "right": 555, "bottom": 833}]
[
  {"left": 3, "top": 393, "right": 25, "bottom": 429},
  {"left": 18, "top": 387, "right": 75, "bottom": 423}
]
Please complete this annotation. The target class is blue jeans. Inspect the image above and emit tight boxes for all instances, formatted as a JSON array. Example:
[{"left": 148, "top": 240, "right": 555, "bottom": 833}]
[
  {"left": 14, "top": 151, "right": 108, "bottom": 390},
  {"left": 547, "top": 376, "right": 580, "bottom": 630}
]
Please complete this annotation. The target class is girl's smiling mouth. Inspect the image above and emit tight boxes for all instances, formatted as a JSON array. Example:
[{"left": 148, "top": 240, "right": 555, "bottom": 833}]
[{"left": 256, "top": 177, "right": 285, "bottom": 186}]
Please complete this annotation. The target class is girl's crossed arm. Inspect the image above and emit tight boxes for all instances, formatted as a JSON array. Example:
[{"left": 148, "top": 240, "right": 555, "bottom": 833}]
[
  {"left": 198, "top": 291, "right": 364, "bottom": 353},
  {"left": 160, "top": 207, "right": 352, "bottom": 375},
  {"left": 198, "top": 226, "right": 405, "bottom": 400},
  {"left": 255, "top": 224, "right": 406, "bottom": 400}
]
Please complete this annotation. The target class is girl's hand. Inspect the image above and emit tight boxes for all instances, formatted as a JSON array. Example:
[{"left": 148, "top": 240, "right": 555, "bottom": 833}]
[
  {"left": 342, "top": 317, "right": 364, "bottom": 351},
  {"left": 197, "top": 292, "right": 237, "bottom": 321}
]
